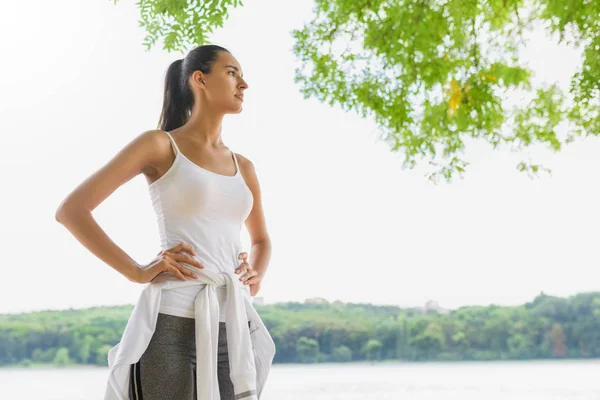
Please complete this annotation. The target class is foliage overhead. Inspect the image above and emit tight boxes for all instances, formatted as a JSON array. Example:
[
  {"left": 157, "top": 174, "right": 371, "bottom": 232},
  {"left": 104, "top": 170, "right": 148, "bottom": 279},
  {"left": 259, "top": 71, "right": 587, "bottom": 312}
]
[{"left": 114, "top": 0, "right": 599, "bottom": 182}]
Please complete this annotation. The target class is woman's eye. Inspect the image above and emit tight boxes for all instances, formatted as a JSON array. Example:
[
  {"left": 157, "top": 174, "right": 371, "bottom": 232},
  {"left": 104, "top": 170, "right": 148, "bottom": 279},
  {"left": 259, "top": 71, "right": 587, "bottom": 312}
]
[{"left": 229, "top": 71, "right": 235, "bottom": 76}]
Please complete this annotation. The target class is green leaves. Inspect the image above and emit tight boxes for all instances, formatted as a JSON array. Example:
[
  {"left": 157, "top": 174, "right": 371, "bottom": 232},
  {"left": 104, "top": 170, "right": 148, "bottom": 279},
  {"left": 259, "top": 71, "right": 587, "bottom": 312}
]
[
  {"left": 114, "top": 0, "right": 599, "bottom": 181},
  {"left": 124, "top": 0, "right": 244, "bottom": 52},
  {"left": 289, "top": 0, "right": 600, "bottom": 182}
]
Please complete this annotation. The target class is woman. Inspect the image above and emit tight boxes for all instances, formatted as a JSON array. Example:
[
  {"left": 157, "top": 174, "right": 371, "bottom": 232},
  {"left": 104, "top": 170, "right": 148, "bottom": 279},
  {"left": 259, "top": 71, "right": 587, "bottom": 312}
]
[{"left": 55, "top": 44, "right": 276, "bottom": 399}]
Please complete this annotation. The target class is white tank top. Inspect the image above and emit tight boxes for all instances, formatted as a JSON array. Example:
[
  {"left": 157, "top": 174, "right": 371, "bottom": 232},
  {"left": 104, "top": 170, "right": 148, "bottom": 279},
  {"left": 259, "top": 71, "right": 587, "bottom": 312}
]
[{"left": 148, "top": 130, "right": 254, "bottom": 322}]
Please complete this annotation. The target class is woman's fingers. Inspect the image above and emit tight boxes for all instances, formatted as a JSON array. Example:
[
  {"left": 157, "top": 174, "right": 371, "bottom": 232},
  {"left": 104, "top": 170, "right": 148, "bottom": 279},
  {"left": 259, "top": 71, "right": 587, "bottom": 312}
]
[
  {"left": 240, "top": 268, "right": 257, "bottom": 283},
  {"left": 245, "top": 276, "right": 260, "bottom": 285},
  {"left": 169, "top": 262, "right": 197, "bottom": 280},
  {"left": 235, "top": 261, "right": 250, "bottom": 276},
  {"left": 164, "top": 257, "right": 198, "bottom": 280},
  {"left": 244, "top": 271, "right": 261, "bottom": 285},
  {"left": 171, "top": 253, "right": 204, "bottom": 269},
  {"left": 170, "top": 242, "right": 197, "bottom": 257},
  {"left": 236, "top": 268, "right": 244, "bottom": 278},
  {"left": 170, "top": 265, "right": 188, "bottom": 281},
  {"left": 163, "top": 243, "right": 204, "bottom": 269},
  {"left": 236, "top": 253, "right": 251, "bottom": 281},
  {"left": 239, "top": 268, "right": 252, "bottom": 280}
]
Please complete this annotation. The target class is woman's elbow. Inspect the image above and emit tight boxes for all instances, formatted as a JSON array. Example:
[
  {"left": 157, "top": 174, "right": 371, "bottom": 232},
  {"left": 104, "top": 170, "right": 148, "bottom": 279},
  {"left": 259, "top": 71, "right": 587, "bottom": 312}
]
[
  {"left": 55, "top": 199, "right": 79, "bottom": 224},
  {"left": 55, "top": 202, "right": 69, "bottom": 223}
]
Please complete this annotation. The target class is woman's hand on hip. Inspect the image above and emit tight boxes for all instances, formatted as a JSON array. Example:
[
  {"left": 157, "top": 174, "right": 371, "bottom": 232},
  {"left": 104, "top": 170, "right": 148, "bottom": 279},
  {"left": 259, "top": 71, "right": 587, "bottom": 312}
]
[
  {"left": 135, "top": 242, "right": 204, "bottom": 284},
  {"left": 236, "top": 252, "right": 262, "bottom": 296}
]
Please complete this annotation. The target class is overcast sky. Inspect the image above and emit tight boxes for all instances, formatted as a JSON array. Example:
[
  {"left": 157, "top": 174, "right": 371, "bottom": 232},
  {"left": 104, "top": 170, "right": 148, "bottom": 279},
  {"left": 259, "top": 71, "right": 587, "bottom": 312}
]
[{"left": 0, "top": 0, "right": 598, "bottom": 314}]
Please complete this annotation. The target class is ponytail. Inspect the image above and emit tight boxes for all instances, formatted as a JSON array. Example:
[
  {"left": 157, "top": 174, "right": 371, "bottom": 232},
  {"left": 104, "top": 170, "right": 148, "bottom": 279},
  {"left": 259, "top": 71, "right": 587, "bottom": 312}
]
[
  {"left": 158, "top": 59, "right": 192, "bottom": 132},
  {"left": 157, "top": 45, "right": 230, "bottom": 132}
]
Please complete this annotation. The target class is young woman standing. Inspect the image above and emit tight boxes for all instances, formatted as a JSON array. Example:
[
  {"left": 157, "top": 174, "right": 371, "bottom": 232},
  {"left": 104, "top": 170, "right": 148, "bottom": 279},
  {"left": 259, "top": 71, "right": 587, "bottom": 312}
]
[{"left": 55, "top": 45, "right": 275, "bottom": 399}]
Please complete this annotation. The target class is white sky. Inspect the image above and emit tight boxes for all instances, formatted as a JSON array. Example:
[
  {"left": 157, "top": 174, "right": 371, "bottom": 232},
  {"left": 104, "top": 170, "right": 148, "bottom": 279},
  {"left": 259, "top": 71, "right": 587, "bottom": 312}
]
[{"left": 0, "top": 0, "right": 598, "bottom": 314}]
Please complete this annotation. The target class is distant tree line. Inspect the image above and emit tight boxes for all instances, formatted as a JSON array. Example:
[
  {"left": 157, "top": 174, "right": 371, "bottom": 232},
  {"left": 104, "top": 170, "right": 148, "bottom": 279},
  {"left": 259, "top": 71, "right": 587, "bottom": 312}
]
[{"left": 1, "top": 291, "right": 599, "bottom": 367}]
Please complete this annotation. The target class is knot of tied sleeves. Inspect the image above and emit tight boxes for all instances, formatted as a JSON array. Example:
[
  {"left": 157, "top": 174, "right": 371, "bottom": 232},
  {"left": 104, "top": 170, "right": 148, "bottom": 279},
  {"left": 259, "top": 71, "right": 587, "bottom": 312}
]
[
  {"left": 104, "top": 267, "right": 270, "bottom": 400},
  {"left": 191, "top": 270, "right": 258, "bottom": 400}
]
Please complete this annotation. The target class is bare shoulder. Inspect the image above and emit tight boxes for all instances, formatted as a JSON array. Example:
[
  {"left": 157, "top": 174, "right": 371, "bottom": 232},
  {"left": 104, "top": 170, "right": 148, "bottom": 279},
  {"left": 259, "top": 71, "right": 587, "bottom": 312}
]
[
  {"left": 123, "top": 129, "right": 170, "bottom": 157},
  {"left": 141, "top": 129, "right": 172, "bottom": 152},
  {"left": 134, "top": 129, "right": 176, "bottom": 176},
  {"left": 55, "top": 129, "right": 174, "bottom": 215},
  {"left": 234, "top": 152, "right": 255, "bottom": 170},
  {"left": 234, "top": 153, "right": 261, "bottom": 189},
  {"left": 235, "top": 153, "right": 259, "bottom": 178},
  {"left": 142, "top": 129, "right": 177, "bottom": 156}
]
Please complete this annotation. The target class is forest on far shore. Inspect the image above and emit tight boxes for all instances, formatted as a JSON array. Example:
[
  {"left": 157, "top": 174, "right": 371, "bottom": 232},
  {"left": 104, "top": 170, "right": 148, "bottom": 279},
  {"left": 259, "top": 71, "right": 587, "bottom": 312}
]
[{"left": 1, "top": 291, "right": 599, "bottom": 367}]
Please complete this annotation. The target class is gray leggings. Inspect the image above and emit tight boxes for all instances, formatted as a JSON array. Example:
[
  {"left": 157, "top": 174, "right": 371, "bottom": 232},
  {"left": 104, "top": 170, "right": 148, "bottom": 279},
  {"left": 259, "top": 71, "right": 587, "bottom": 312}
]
[{"left": 129, "top": 312, "right": 251, "bottom": 399}]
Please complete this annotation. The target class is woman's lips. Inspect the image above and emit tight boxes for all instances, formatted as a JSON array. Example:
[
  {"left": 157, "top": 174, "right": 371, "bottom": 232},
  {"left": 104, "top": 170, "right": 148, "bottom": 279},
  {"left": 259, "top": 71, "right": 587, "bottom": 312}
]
[{"left": 235, "top": 95, "right": 244, "bottom": 101}]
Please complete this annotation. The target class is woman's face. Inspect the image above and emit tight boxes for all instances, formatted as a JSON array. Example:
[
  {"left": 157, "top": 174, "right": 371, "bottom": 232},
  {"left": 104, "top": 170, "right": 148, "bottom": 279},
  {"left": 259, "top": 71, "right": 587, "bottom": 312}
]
[{"left": 191, "top": 51, "right": 249, "bottom": 114}]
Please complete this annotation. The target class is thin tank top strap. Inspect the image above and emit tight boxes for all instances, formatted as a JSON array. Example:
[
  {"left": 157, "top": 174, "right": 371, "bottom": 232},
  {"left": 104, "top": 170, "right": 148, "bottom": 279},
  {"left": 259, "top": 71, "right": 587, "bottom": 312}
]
[
  {"left": 162, "top": 130, "right": 180, "bottom": 156},
  {"left": 231, "top": 150, "right": 240, "bottom": 173}
]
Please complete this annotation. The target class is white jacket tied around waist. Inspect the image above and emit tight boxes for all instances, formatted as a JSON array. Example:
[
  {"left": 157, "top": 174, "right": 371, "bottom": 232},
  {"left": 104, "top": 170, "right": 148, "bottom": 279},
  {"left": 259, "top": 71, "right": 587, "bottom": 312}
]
[{"left": 104, "top": 268, "right": 276, "bottom": 400}]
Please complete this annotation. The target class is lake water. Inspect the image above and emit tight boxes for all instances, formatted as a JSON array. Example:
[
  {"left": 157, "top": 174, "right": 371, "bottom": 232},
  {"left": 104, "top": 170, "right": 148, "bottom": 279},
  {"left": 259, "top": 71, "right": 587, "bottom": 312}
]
[{"left": 1, "top": 359, "right": 599, "bottom": 399}]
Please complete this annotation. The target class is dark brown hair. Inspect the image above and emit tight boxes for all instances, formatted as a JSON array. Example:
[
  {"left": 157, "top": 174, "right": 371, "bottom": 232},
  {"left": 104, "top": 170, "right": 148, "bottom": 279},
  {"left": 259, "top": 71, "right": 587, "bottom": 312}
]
[{"left": 158, "top": 44, "right": 230, "bottom": 132}]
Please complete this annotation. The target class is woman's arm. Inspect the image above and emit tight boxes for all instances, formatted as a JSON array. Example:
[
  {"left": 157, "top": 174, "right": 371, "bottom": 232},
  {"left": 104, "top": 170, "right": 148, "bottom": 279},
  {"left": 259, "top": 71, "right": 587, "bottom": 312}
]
[
  {"left": 55, "top": 130, "right": 172, "bottom": 283},
  {"left": 237, "top": 154, "right": 272, "bottom": 295}
]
